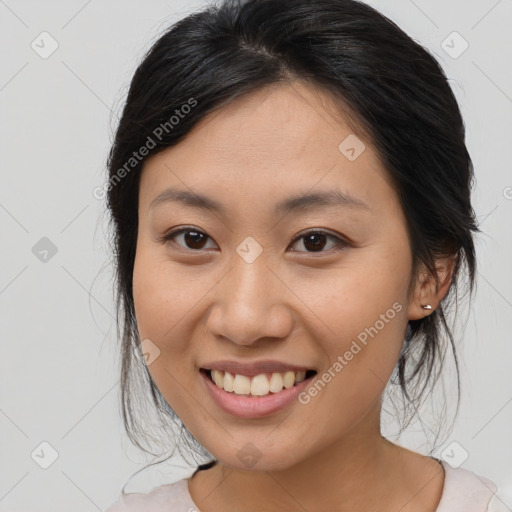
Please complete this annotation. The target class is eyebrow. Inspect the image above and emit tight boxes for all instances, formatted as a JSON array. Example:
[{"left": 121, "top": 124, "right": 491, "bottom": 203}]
[{"left": 149, "top": 187, "right": 370, "bottom": 215}]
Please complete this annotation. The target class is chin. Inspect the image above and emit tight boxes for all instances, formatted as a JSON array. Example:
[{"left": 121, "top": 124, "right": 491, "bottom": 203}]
[{"left": 209, "top": 440, "right": 307, "bottom": 473}]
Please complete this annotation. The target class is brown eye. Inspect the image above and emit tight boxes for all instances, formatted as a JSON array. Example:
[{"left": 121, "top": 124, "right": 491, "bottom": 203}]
[
  {"left": 162, "top": 227, "right": 218, "bottom": 250},
  {"left": 161, "top": 227, "right": 348, "bottom": 254},
  {"left": 289, "top": 230, "right": 348, "bottom": 253}
]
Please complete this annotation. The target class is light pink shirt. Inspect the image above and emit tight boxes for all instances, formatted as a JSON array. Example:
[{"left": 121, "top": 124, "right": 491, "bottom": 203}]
[{"left": 105, "top": 461, "right": 503, "bottom": 511}]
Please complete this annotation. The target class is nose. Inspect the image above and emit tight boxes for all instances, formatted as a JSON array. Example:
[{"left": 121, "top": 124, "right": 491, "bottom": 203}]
[{"left": 206, "top": 253, "right": 294, "bottom": 346}]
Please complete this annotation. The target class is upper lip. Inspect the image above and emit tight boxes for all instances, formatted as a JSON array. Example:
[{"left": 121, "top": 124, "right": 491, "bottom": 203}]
[{"left": 200, "top": 360, "right": 315, "bottom": 377}]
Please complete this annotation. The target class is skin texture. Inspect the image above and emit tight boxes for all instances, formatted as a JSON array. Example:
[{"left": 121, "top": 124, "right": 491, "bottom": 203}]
[{"left": 132, "top": 81, "right": 455, "bottom": 511}]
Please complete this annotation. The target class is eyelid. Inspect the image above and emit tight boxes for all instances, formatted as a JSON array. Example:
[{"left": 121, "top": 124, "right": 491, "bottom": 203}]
[
  {"left": 160, "top": 226, "right": 219, "bottom": 250},
  {"left": 289, "top": 228, "right": 349, "bottom": 254},
  {"left": 160, "top": 226, "right": 350, "bottom": 253}
]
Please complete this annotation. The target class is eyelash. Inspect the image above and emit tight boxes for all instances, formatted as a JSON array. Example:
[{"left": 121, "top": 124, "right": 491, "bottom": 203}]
[{"left": 159, "top": 226, "right": 350, "bottom": 255}]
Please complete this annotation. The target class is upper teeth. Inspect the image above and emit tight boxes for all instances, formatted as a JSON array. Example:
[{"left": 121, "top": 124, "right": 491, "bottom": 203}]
[{"left": 211, "top": 369, "right": 307, "bottom": 396}]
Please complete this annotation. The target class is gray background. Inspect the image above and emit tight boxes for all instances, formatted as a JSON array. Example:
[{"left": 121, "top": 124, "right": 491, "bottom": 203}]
[{"left": 1, "top": 0, "right": 511, "bottom": 510}]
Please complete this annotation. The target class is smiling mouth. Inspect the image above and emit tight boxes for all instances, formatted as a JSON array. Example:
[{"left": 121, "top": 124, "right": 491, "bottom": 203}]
[{"left": 200, "top": 368, "right": 317, "bottom": 397}]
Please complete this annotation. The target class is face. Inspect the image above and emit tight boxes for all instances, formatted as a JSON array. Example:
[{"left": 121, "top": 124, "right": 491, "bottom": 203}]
[{"left": 132, "top": 81, "right": 419, "bottom": 472}]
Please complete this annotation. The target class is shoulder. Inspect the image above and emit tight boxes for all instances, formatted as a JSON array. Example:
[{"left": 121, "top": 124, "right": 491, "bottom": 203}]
[
  {"left": 436, "top": 461, "right": 502, "bottom": 512},
  {"left": 105, "top": 477, "right": 199, "bottom": 512}
]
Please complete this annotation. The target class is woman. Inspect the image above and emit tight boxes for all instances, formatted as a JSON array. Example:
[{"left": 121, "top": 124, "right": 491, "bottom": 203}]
[{"left": 105, "top": 0, "right": 501, "bottom": 510}]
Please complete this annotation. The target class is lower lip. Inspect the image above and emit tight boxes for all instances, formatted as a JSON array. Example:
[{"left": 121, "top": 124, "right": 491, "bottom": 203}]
[{"left": 200, "top": 370, "right": 315, "bottom": 418}]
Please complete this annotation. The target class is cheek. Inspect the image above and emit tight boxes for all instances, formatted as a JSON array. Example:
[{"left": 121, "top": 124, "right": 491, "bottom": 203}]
[
  {"left": 133, "top": 256, "right": 169, "bottom": 341},
  {"left": 132, "top": 240, "right": 226, "bottom": 403},
  {"left": 132, "top": 245, "right": 200, "bottom": 354},
  {"left": 294, "top": 289, "right": 406, "bottom": 442},
  {"left": 300, "top": 262, "right": 408, "bottom": 352},
  {"left": 131, "top": 247, "right": 204, "bottom": 414},
  {"left": 295, "top": 248, "right": 410, "bottom": 410}
]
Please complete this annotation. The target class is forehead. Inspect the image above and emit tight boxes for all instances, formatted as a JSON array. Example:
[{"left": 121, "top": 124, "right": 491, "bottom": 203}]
[{"left": 139, "top": 81, "right": 396, "bottom": 215}]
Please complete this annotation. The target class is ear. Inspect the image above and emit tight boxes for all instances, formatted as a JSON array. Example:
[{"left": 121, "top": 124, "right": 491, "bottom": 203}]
[{"left": 408, "top": 255, "right": 457, "bottom": 321}]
